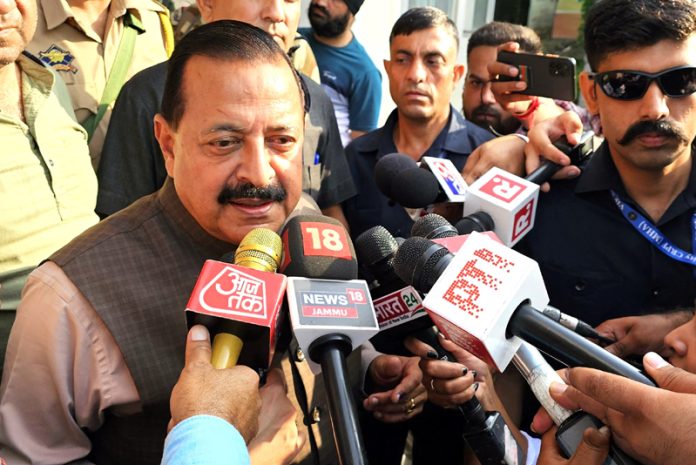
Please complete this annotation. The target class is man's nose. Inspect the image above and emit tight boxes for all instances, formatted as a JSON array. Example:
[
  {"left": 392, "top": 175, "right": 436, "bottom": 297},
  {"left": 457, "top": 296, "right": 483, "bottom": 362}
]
[
  {"left": 236, "top": 142, "right": 276, "bottom": 188},
  {"left": 638, "top": 80, "right": 670, "bottom": 121},
  {"left": 0, "top": 0, "right": 17, "bottom": 16}
]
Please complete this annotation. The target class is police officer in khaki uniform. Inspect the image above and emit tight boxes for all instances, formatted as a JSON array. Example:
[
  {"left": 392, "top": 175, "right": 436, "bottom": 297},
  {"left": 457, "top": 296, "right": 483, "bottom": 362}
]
[{"left": 27, "top": 0, "right": 173, "bottom": 168}]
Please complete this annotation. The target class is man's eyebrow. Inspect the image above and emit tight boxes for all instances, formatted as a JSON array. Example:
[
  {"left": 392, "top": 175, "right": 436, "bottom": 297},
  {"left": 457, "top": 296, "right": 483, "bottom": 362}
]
[
  {"left": 394, "top": 49, "right": 414, "bottom": 56},
  {"left": 205, "top": 124, "right": 245, "bottom": 134}
]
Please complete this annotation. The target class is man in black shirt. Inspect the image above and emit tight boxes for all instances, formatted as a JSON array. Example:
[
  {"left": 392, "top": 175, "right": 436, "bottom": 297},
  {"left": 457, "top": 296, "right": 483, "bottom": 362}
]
[{"left": 519, "top": 0, "right": 696, "bottom": 360}]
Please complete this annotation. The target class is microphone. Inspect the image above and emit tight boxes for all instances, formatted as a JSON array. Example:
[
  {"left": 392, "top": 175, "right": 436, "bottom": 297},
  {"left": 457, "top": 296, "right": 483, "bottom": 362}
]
[
  {"left": 374, "top": 153, "right": 467, "bottom": 208},
  {"left": 541, "top": 306, "right": 615, "bottom": 345},
  {"left": 513, "top": 343, "right": 639, "bottom": 465},
  {"left": 461, "top": 167, "right": 539, "bottom": 246},
  {"left": 355, "top": 225, "right": 526, "bottom": 465},
  {"left": 281, "top": 215, "right": 378, "bottom": 465},
  {"left": 524, "top": 132, "right": 596, "bottom": 185},
  {"left": 392, "top": 233, "right": 655, "bottom": 386},
  {"left": 411, "top": 217, "right": 612, "bottom": 349},
  {"left": 457, "top": 133, "right": 596, "bottom": 245},
  {"left": 185, "top": 228, "right": 287, "bottom": 371}
]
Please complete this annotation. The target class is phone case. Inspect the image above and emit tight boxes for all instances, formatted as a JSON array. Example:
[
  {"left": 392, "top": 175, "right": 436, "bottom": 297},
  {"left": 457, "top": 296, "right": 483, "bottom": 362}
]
[{"left": 497, "top": 51, "right": 577, "bottom": 101}]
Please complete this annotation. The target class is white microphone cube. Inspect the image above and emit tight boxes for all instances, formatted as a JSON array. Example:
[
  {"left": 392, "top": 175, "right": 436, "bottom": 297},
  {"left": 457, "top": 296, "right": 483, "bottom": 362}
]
[
  {"left": 463, "top": 167, "right": 539, "bottom": 246},
  {"left": 423, "top": 232, "right": 549, "bottom": 372}
]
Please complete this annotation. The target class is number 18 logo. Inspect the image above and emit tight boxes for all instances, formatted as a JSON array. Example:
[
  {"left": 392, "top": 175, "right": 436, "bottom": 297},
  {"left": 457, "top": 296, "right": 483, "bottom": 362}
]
[{"left": 301, "top": 222, "right": 353, "bottom": 260}]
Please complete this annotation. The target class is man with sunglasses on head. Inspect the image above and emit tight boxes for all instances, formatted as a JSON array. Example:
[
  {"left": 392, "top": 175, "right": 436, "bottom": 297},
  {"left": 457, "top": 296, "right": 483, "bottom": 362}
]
[{"left": 509, "top": 0, "right": 696, "bottom": 366}]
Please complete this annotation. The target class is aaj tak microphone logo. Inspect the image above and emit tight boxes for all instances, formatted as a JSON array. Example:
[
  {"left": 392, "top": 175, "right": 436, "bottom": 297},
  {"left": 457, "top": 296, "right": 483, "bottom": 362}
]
[
  {"left": 423, "top": 232, "right": 548, "bottom": 371},
  {"left": 464, "top": 167, "right": 539, "bottom": 247}
]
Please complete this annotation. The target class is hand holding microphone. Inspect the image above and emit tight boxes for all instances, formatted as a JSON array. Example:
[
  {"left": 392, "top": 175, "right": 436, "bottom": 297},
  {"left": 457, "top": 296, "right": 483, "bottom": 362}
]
[{"left": 363, "top": 354, "right": 426, "bottom": 423}]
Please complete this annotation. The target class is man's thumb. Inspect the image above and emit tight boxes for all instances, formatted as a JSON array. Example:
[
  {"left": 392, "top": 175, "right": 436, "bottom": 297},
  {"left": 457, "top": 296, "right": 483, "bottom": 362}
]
[
  {"left": 644, "top": 352, "right": 696, "bottom": 393},
  {"left": 371, "top": 355, "right": 403, "bottom": 386}
]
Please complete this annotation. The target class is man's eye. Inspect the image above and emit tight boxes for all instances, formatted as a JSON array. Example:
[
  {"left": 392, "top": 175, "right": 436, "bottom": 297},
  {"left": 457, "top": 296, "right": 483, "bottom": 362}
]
[
  {"left": 211, "top": 139, "right": 239, "bottom": 149},
  {"left": 271, "top": 136, "right": 295, "bottom": 146}
]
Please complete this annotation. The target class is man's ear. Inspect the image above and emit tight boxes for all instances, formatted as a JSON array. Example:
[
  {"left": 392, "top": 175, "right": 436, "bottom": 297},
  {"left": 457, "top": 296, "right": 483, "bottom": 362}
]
[
  {"left": 154, "top": 114, "right": 176, "bottom": 178},
  {"left": 196, "top": 0, "right": 214, "bottom": 23},
  {"left": 579, "top": 71, "right": 599, "bottom": 115},
  {"left": 453, "top": 63, "right": 466, "bottom": 84}
]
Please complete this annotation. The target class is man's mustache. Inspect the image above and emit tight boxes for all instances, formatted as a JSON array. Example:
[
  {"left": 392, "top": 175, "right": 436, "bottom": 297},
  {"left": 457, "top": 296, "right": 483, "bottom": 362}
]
[
  {"left": 471, "top": 104, "right": 501, "bottom": 119},
  {"left": 618, "top": 119, "right": 689, "bottom": 146},
  {"left": 309, "top": 4, "right": 329, "bottom": 17},
  {"left": 217, "top": 183, "right": 287, "bottom": 205}
]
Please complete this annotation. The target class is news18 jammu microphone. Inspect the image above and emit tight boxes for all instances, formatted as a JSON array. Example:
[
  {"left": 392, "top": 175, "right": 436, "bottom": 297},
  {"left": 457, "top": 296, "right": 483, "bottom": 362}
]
[
  {"left": 185, "top": 228, "right": 287, "bottom": 371},
  {"left": 281, "top": 215, "right": 378, "bottom": 465}
]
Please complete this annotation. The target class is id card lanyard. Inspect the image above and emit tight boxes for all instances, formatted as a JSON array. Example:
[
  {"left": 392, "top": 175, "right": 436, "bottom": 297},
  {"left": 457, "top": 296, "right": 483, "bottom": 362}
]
[{"left": 610, "top": 191, "right": 696, "bottom": 276}]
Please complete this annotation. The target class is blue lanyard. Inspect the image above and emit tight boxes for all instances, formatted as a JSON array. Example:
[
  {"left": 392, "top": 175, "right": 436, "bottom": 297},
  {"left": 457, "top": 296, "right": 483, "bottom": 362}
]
[{"left": 610, "top": 191, "right": 696, "bottom": 271}]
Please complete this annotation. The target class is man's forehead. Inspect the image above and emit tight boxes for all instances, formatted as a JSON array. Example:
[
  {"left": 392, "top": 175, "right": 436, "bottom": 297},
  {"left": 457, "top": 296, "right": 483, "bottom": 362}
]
[
  {"left": 391, "top": 27, "right": 457, "bottom": 54},
  {"left": 180, "top": 56, "right": 303, "bottom": 111}
]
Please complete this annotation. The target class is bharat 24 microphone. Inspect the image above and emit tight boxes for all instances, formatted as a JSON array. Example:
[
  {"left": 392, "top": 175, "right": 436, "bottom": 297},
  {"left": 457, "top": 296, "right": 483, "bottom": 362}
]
[
  {"left": 281, "top": 215, "right": 378, "bottom": 465},
  {"left": 185, "top": 228, "right": 287, "bottom": 371},
  {"left": 354, "top": 225, "right": 431, "bottom": 355},
  {"left": 513, "top": 343, "right": 639, "bottom": 465},
  {"left": 391, "top": 233, "right": 655, "bottom": 386},
  {"left": 356, "top": 225, "right": 526, "bottom": 465}
]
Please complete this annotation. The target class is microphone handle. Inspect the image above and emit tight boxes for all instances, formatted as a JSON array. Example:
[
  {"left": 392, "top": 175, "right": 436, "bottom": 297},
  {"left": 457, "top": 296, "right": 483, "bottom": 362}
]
[
  {"left": 509, "top": 304, "right": 655, "bottom": 387},
  {"left": 525, "top": 160, "right": 562, "bottom": 185},
  {"left": 309, "top": 334, "right": 368, "bottom": 465},
  {"left": 413, "top": 326, "right": 525, "bottom": 465}
]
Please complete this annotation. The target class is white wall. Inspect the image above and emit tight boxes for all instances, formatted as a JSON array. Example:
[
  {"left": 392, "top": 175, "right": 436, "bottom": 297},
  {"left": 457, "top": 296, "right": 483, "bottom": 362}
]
[{"left": 299, "top": 0, "right": 495, "bottom": 126}]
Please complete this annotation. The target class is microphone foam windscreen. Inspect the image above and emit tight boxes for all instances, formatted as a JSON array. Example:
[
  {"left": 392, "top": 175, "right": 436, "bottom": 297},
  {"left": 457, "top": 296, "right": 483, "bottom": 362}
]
[
  {"left": 280, "top": 215, "right": 358, "bottom": 280},
  {"left": 234, "top": 228, "right": 282, "bottom": 272},
  {"left": 392, "top": 236, "right": 432, "bottom": 286},
  {"left": 354, "top": 225, "right": 398, "bottom": 267},
  {"left": 374, "top": 153, "right": 418, "bottom": 199},
  {"left": 411, "top": 214, "right": 458, "bottom": 239},
  {"left": 393, "top": 236, "right": 449, "bottom": 292},
  {"left": 391, "top": 168, "right": 440, "bottom": 208}
]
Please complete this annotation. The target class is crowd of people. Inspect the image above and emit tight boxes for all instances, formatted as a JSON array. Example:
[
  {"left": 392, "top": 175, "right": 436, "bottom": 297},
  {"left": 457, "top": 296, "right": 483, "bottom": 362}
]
[{"left": 1, "top": 0, "right": 695, "bottom": 464}]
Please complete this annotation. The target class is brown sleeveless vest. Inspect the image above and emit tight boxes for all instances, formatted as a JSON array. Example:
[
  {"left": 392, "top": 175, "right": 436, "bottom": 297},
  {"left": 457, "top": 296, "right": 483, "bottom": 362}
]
[{"left": 51, "top": 179, "right": 232, "bottom": 464}]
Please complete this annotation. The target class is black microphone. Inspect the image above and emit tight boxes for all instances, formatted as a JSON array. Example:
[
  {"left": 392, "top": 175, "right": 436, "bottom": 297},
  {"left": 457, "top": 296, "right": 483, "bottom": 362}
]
[
  {"left": 354, "top": 226, "right": 526, "bottom": 465},
  {"left": 392, "top": 235, "right": 655, "bottom": 387},
  {"left": 281, "top": 215, "right": 378, "bottom": 465}
]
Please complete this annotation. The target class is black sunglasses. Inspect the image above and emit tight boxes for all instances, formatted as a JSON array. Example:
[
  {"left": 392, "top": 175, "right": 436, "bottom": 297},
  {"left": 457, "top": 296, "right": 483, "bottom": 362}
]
[{"left": 591, "top": 65, "right": 696, "bottom": 100}]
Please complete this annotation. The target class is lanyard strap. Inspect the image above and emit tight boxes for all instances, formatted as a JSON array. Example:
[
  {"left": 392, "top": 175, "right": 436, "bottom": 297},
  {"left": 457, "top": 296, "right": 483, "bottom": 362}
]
[
  {"left": 610, "top": 190, "right": 696, "bottom": 267},
  {"left": 81, "top": 10, "right": 143, "bottom": 142}
]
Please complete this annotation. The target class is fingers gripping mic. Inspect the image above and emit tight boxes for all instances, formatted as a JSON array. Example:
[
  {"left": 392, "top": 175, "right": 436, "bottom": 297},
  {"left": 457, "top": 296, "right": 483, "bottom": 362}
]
[{"left": 186, "top": 228, "right": 287, "bottom": 371}]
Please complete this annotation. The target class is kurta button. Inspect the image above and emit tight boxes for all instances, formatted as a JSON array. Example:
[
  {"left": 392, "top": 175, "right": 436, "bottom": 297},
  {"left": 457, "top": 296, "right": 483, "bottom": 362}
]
[
  {"left": 574, "top": 281, "right": 586, "bottom": 291},
  {"left": 296, "top": 348, "right": 305, "bottom": 362},
  {"left": 312, "top": 406, "right": 321, "bottom": 423},
  {"left": 48, "top": 159, "right": 54, "bottom": 167},
  {"left": 653, "top": 288, "right": 660, "bottom": 296}
]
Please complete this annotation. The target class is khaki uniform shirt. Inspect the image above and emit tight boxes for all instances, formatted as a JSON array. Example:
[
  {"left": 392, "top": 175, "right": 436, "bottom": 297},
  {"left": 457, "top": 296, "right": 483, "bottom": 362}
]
[
  {"left": 27, "top": 0, "right": 170, "bottom": 168},
  {"left": 0, "top": 54, "right": 98, "bottom": 310}
]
